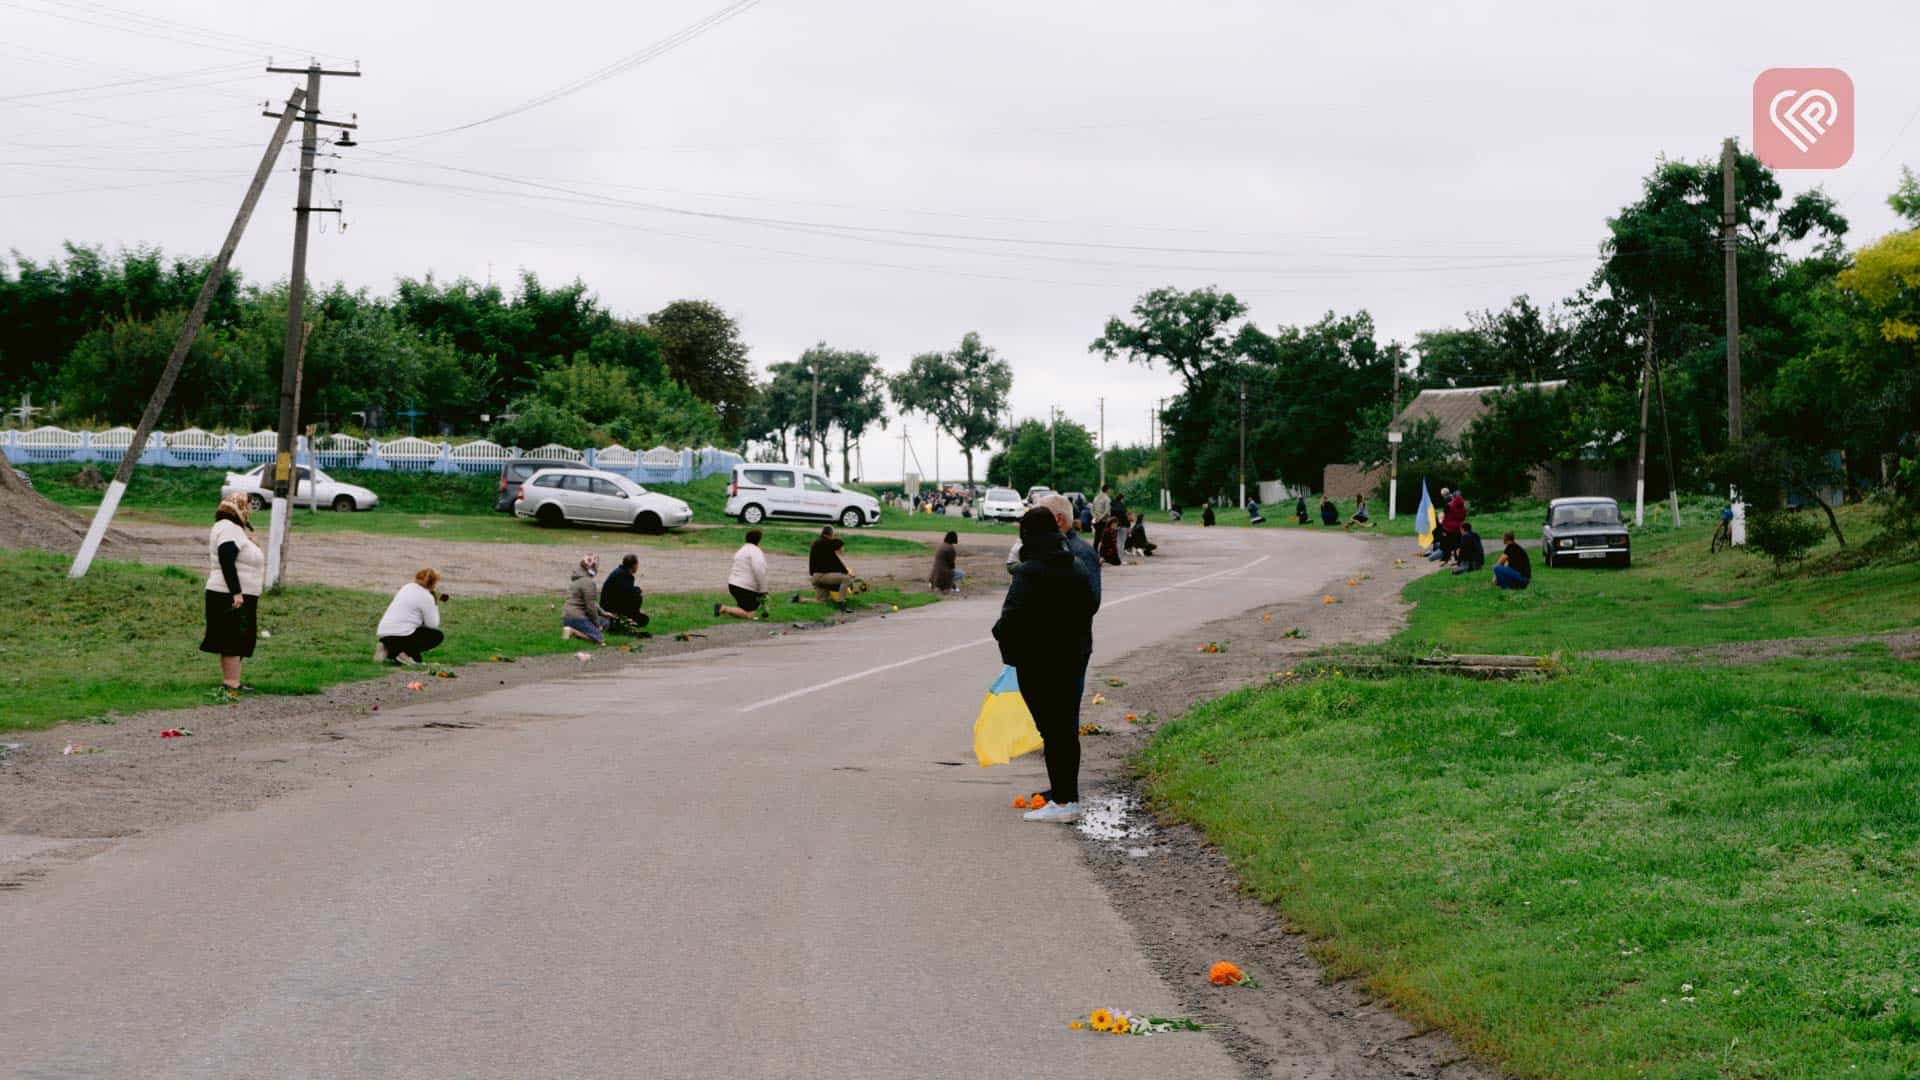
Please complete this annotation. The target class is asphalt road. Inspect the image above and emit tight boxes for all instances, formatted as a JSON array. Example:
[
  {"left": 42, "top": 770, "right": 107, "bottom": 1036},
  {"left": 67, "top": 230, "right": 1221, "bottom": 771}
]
[{"left": 3, "top": 524, "right": 1371, "bottom": 1079}]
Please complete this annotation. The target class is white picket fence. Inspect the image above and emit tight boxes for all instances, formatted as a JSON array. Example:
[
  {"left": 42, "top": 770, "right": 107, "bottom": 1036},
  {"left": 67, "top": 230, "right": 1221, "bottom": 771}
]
[{"left": 2, "top": 426, "right": 742, "bottom": 485}]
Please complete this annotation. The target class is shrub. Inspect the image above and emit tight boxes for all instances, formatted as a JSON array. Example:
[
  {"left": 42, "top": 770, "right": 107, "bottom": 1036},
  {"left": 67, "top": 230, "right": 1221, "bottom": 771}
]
[{"left": 1745, "top": 509, "right": 1826, "bottom": 568}]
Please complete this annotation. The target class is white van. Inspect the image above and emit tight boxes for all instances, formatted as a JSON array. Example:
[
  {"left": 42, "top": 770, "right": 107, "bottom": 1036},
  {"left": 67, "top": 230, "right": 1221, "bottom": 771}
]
[{"left": 725, "top": 464, "right": 882, "bottom": 528}]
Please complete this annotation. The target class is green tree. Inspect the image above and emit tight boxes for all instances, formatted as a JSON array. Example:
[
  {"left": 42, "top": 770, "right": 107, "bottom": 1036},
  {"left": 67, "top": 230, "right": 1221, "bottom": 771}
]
[
  {"left": 1890, "top": 165, "right": 1920, "bottom": 227},
  {"left": 890, "top": 331, "right": 1014, "bottom": 492},
  {"left": 987, "top": 416, "right": 1097, "bottom": 495},
  {"left": 1459, "top": 384, "right": 1578, "bottom": 506},
  {"left": 649, "top": 299, "right": 754, "bottom": 433},
  {"left": 1089, "top": 286, "right": 1248, "bottom": 387},
  {"left": 798, "top": 345, "right": 888, "bottom": 481}
]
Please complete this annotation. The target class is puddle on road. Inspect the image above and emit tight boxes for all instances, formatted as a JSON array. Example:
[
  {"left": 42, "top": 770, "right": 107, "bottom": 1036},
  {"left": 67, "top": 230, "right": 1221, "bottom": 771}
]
[{"left": 1076, "top": 791, "right": 1163, "bottom": 857}]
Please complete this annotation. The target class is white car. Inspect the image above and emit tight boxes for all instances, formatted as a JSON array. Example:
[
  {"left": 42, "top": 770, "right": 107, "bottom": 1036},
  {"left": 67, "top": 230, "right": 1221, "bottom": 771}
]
[
  {"left": 980, "top": 486, "right": 1025, "bottom": 523},
  {"left": 724, "top": 464, "right": 881, "bottom": 528},
  {"left": 514, "top": 468, "right": 694, "bottom": 533},
  {"left": 1026, "top": 485, "right": 1055, "bottom": 506},
  {"left": 221, "top": 463, "right": 380, "bottom": 512}
]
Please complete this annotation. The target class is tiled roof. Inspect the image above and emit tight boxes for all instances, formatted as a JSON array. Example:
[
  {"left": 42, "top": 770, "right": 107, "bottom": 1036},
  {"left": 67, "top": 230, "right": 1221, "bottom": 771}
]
[{"left": 1392, "top": 380, "right": 1567, "bottom": 445}]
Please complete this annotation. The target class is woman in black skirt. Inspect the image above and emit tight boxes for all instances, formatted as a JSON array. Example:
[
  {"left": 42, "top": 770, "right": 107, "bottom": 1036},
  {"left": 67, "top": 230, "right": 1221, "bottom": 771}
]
[{"left": 202, "top": 493, "right": 266, "bottom": 691}]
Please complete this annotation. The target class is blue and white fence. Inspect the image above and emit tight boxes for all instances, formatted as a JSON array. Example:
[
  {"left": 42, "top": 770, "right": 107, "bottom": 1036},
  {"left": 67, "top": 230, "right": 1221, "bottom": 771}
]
[{"left": 1, "top": 427, "right": 743, "bottom": 486}]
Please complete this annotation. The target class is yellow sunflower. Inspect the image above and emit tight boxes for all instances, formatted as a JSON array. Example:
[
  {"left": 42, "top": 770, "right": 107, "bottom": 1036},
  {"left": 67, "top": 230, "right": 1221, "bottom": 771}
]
[
  {"left": 1069, "top": 1021, "right": 1084, "bottom": 1030},
  {"left": 1088, "top": 1008, "right": 1113, "bottom": 1032},
  {"left": 1110, "top": 1015, "right": 1131, "bottom": 1035}
]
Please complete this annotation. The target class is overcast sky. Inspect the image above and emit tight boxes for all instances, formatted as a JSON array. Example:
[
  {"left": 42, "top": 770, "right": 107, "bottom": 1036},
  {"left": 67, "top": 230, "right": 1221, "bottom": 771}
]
[{"left": 3, "top": 0, "right": 1916, "bottom": 480}]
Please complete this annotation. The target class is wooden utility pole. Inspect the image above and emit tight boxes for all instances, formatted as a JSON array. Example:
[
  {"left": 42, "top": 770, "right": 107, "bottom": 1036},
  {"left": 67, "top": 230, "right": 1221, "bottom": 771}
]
[
  {"left": 1721, "top": 137, "right": 1742, "bottom": 444},
  {"left": 264, "top": 61, "right": 358, "bottom": 590},
  {"left": 809, "top": 357, "right": 820, "bottom": 471},
  {"left": 1237, "top": 381, "right": 1247, "bottom": 509},
  {"left": 70, "top": 88, "right": 308, "bottom": 579},
  {"left": 1096, "top": 396, "right": 1105, "bottom": 490},
  {"left": 1635, "top": 308, "right": 1653, "bottom": 527},
  {"left": 1652, "top": 353, "right": 1682, "bottom": 527}
]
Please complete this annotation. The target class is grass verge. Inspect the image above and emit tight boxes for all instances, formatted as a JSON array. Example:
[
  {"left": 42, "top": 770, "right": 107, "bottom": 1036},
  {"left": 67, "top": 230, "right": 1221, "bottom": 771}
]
[
  {"left": 0, "top": 548, "right": 936, "bottom": 731},
  {"left": 1141, "top": 658, "right": 1920, "bottom": 1078}
]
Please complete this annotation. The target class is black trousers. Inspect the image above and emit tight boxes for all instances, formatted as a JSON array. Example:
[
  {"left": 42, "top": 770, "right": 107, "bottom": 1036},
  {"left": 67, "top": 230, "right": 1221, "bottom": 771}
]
[
  {"left": 381, "top": 626, "right": 444, "bottom": 662},
  {"left": 1016, "top": 656, "right": 1090, "bottom": 804}
]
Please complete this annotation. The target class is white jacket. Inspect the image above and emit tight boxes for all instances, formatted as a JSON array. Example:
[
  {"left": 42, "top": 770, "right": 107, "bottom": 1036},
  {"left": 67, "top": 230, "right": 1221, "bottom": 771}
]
[
  {"left": 727, "top": 543, "right": 768, "bottom": 593},
  {"left": 376, "top": 582, "right": 441, "bottom": 639},
  {"left": 204, "top": 518, "right": 265, "bottom": 596}
]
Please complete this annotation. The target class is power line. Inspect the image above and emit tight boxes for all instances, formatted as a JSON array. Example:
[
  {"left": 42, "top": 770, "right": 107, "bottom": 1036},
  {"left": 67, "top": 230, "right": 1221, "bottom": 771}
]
[
  {"left": 0, "top": 0, "right": 344, "bottom": 62},
  {"left": 375, "top": 0, "right": 763, "bottom": 142},
  {"left": 0, "top": 60, "right": 251, "bottom": 103}
]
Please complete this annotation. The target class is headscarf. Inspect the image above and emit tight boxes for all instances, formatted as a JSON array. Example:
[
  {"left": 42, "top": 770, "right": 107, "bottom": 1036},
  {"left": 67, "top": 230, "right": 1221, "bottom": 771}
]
[{"left": 216, "top": 493, "right": 253, "bottom": 530}]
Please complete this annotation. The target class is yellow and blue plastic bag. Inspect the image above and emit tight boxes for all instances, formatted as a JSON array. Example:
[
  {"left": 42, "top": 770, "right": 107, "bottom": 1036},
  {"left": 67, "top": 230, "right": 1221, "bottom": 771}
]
[{"left": 973, "top": 665, "right": 1043, "bottom": 766}]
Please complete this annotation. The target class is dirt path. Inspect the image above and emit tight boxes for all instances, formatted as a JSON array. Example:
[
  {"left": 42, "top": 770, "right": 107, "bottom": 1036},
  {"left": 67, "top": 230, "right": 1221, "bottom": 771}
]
[
  {"left": 1585, "top": 628, "right": 1920, "bottom": 664},
  {"left": 110, "top": 519, "right": 997, "bottom": 596},
  {"left": 1071, "top": 536, "right": 1498, "bottom": 1079}
]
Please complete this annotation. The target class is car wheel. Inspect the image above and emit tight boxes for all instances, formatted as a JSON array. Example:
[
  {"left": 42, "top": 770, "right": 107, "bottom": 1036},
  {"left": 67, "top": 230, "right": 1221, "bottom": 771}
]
[
  {"left": 536, "top": 503, "right": 566, "bottom": 528},
  {"left": 840, "top": 507, "right": 863, "bottom": 529},
  {"left": 248, "top": 493, "right": 268, "bottom": 511},
  {"left": 740, "top": 503, "right": 765, "bottom": 525},
  {"left": 634, "top": 511, "right": 663, "bottom": 535},
  {"left": 332, "top": 494, "right": 355, "bottom": 512}
]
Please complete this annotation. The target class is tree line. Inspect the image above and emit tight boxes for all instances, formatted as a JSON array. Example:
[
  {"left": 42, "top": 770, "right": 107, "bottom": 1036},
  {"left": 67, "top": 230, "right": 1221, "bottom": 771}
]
[{"left": 1091, "top": 153, "right": 1920, "bottom": 546}]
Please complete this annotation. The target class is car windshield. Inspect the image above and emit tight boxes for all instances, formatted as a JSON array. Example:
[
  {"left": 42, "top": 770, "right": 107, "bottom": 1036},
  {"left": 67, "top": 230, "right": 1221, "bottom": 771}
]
[
  {"left": 987, "top": 488, "right": 1017, "bottom": 501},
  {"left": 1552, "top": 503, "right": 1621, "bottom": 527}
]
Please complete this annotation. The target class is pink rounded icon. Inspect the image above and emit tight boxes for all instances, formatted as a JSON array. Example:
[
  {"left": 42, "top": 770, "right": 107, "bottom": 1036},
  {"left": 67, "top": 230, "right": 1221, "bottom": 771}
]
[{"left": 1753, "top": 68, "right": 1853, "bottom": 169}]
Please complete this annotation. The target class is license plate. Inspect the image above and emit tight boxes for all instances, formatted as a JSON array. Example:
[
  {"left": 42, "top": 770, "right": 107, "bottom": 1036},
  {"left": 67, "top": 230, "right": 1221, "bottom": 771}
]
[{"left": 1578, "top": 550, "right": 1606, "bottom": 558}]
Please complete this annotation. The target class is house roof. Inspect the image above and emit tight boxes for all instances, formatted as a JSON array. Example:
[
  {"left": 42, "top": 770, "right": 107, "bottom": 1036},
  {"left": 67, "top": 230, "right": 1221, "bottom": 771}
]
[{"left": 1392, "top": 380, "right": 1567, "bottom": 445}]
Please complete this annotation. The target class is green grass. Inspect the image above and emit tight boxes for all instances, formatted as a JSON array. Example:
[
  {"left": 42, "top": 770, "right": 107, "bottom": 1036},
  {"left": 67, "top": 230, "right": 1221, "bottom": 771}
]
[
  {"left": 1398, "top": 504, "right": 1920, "bottom": 654},
  {"left": 1142, "top": 658, "right": 1920, "bottom": 1079},
  {"left": 18, "top": 465, "right": 924, "bottom": 557},
  {"left": 0, "top": 548, "right": 936, "bottom": 731}
]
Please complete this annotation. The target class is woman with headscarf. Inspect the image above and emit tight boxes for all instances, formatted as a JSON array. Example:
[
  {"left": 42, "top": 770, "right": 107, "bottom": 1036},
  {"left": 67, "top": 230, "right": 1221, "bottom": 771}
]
[
  {"left": 993, "top": 507, "right": 1098, "bottom": 823},
  {"left": 201, "top": 493, "right": 266, "bottom": 692},
  {"left": 561, "top": 553, "right": 609, "bottom": 644}
]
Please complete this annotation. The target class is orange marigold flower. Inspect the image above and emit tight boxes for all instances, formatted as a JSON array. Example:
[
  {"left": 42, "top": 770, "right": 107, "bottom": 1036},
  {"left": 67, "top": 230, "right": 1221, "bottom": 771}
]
[
  {"left": 1013, "top": 795, "right": 1029, "bottom": 809},
  {"left": 1030, "top": 795, "right": 1047, "bottom": 809},
  {"left": 1209, "top": 961, "right": 1245, "bottom": 986}
]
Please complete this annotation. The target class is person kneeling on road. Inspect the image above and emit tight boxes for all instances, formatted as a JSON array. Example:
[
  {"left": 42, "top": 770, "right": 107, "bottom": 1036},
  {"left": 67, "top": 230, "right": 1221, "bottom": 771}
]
[
  {"left": 795, "top": 526, "right": 854, "bottom": 612},
  {"left": 717, "top": 529, "right": 770, "bottom": 620},
  {"left": 1493, "top": 531, "right": 1532, "bottom": 590},
  {"left": 600, "top": 553, "right": 650, "bottom": 635},
  {"left": 376, "top": 567, "right": 445, "bottom": 665},
  {"left": 561, "top": 554, "right": 611, "bottom": 644},
  {"left": 994, "top": 507, "right": 1098, "bottom": 824},
  {"left": 929, "top": 530, "right": 965, "bottom": 593}
]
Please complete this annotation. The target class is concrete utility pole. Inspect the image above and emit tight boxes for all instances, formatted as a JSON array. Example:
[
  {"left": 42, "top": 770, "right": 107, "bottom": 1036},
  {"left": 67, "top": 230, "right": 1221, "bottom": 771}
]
[
  {"left": 1387, "top": 353, "right": 1402, "bottom": 521},
  {"left": 809, "top": 357, "right": 820, "bottom": 471},
  {"left": 1096, "top": 396, "right": 1105, "bottom": 490},
  {"left": 1156, "top": 397, "right": 1168, "bottom": 511},
  {"left": 70, "top": 88, "right": 308, "bottom": 579},
  {"left": 1048, "top": 406, "right": 1057, "bottom": 489},
  {"left": 1635, "top": 307, "right": 1653, "bottom": 527},
  {"left": 1652, "top": 351, "right": 1683, "bottom": 528},
  {"left": 264, "top": 61, "right": 358, "bottom": 590},
  {"left": 1237, "top": 381, "right": 1247, "bottom": 509}
]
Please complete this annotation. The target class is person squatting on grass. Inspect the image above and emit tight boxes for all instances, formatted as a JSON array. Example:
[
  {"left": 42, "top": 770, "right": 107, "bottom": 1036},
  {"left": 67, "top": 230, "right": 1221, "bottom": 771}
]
[
  {"left": 562, "top": 554, "right": 610, "bottom": 644},
  {"left": 599, "top": 554, "right": 649, "bottom": 635},
  {"left": 376, "top": 567, "right": 444, "bottom": 665},
  {"left": 796, "top": 526, "right": 853, "bottom": 611},
  {"left": 201, "top": 493, "right": 265, "bottom": 692},
  {"left": 717, "top": 529, "right": 769, "bottom": 620},
  {"left": 994, "top": 506, "right": 1100, "bottom": 824},
  {"left": 929, "top": 530, "right": 965, "bottom": 593},
  {"left": 1494, "top": 531, "right": 1532, "bottom": 590}
]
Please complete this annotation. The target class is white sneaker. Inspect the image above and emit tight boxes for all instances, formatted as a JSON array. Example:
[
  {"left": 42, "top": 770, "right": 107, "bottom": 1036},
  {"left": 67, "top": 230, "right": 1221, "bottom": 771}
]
[
  {"left": 1023, "top": 801, "right": 1081, "bottom": 823},
  {"left": 394, "top": 654, "right": 419, "bottom": 667},
  {"left": 373, "top": 641, "right": 388, "bottom": 662}
]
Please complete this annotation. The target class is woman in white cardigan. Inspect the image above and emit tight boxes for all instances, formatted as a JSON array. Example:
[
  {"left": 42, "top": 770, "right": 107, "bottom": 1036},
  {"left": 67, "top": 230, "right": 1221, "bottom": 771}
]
[
  {"left": 376, "top": 567, "right": 445, "bottom": 665},
  {"left": 201, "top": 493, "right": 266, "bottom": 691}
]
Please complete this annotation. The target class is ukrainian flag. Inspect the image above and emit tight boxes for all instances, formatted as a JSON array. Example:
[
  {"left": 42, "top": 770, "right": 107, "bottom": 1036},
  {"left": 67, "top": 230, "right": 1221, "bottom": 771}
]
[
  {"left": 973, "top": 665, "right": 1043, "bottom": 767},
  {"left": 1415, "top": 480, "right": 1437, "bottom": 550}
]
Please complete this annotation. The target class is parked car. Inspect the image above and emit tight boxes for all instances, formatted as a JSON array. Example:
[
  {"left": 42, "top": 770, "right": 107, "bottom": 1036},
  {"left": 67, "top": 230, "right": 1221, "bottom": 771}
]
[
  {"left": 220, "top": 463, "right": 379, "bottom": 512},
  {"left": 1061, "top": 491, "right": 1088, "bottom": 516},
  {"left": 1026, "top": 485, "right": 1055, "bottom": 506},
  {"left": 513, "top": 468, "right": 693, "bottom": 533},
  {"left": 724, "top": 464, "right": 881, "bottom": 528},
  {"left": 979, "top": 486, "right": 1025, "bottom": 523},
  {"left": 1541, "top": 496, "right": 1631, "bottom": 568},
  {"left": 495, "top": 458, "right": 586, "bottom": 513}
]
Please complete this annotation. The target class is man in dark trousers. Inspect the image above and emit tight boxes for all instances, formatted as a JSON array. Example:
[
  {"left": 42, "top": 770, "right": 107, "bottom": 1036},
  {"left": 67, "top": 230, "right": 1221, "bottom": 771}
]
[
  {"left": 1451, "top": 522, "right": 1486, "bottom": 574},
  {"left": 994, "top": 507, "right": 1098, "bottom": 824},
  {"left": 599, "top": 554, "right": 650, "bottom": 634},
  {"left": 1494, "top": 530, "right": 1532, "bottom": 589},
  {"left": 797, "top": 526, "right": 854, "bottom": 611}
]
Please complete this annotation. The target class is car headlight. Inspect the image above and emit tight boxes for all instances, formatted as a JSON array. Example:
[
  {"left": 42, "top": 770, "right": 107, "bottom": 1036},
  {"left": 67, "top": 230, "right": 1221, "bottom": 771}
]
[{"left": 1557, "top": 538, "right": 1573, "bottom": 548}]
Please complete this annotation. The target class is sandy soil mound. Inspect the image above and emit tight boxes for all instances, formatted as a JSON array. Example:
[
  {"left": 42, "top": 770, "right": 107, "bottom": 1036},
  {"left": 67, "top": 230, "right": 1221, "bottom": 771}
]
[{"left": 0, "top": 462, "right": 135, "bottom": 554}]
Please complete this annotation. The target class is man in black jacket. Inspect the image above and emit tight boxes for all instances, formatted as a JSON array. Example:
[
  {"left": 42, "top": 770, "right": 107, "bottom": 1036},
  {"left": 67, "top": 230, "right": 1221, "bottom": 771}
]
[
  {"left": 599, "top": 554, "right": 649, "bottom": 634},
  {"left": 1037, "top": 494, "right": 1100, "bottom": 612},
  {"left": 994, "top": 507, "right": 1098, "bottom": 824}
]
